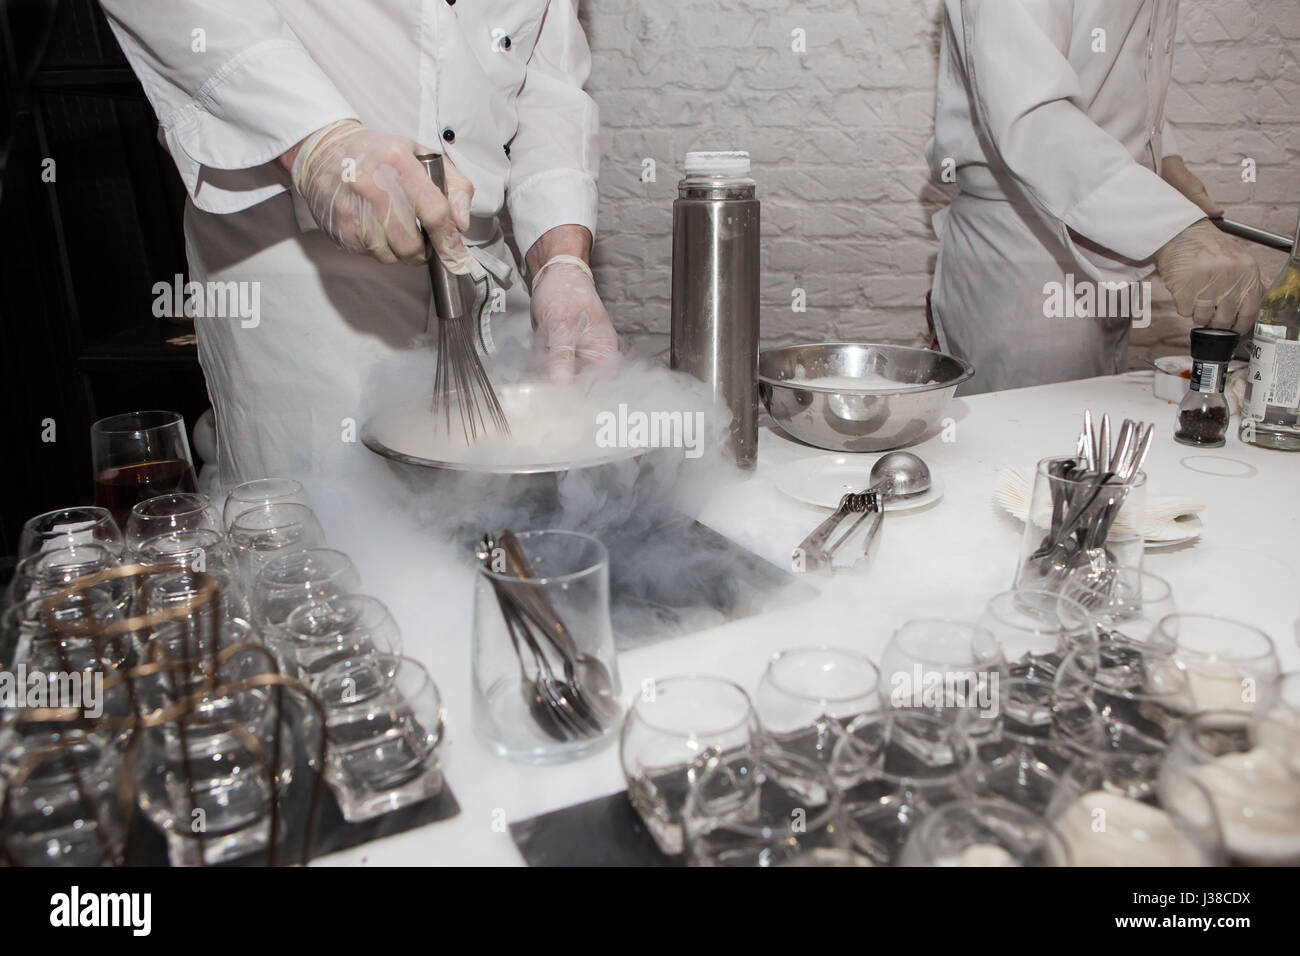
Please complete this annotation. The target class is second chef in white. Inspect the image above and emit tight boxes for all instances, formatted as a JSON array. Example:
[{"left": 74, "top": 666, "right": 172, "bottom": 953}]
[{"left": 926, "top": 0, "right": 1264, "bottom": 395}]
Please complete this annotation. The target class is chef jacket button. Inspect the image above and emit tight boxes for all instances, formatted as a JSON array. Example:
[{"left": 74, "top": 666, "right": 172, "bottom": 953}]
[
  {"left": 442, "top": 128, "right": 455, "bottom": 143},
  {"left": 502, "top": 36, "right": 512, "bottom": 50},
  {"left": 446, "top": 0, "right": 455, "bottom": 4}
]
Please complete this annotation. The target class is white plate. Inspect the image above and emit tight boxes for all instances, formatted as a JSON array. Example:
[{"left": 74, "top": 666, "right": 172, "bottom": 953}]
[
  {"left": 773, "top": 455, "right": 944, "bottom": 512},
  {"left": 1142, "top": 514, "right": 1204, "bottom": 549},
  {"left": 993, "top": 466, "right": 1204, "bottom": 550}
]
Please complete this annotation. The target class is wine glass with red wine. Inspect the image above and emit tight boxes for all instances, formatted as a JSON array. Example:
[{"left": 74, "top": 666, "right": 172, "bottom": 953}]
[{"left": 91, "top": 411, "right": 199, "bottom": 526}]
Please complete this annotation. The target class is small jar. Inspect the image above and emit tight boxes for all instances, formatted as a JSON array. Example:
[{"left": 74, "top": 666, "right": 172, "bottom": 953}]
[{"left": 1174, "top": 327, "right": 1240, "bottom": 448}]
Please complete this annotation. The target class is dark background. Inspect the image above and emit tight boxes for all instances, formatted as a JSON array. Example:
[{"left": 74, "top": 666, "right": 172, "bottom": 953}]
[{"left": 0, "top": 0, "right": 208, "bottom": 566}]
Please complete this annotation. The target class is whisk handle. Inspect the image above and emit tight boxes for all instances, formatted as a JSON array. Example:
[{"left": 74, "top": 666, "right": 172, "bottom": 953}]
[{"left": 417, "top": 152, "right": 477, "bottom": 322}]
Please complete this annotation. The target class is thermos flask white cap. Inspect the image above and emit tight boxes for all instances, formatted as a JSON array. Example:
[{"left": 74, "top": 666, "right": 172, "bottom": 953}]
[{"left": 684, "top": 150, "right": 751, "bottom": 178}]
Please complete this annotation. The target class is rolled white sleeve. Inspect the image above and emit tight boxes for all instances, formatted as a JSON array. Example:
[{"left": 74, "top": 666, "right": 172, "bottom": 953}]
[
  {"left": 101, "top": 1, "right": 356, "bottom": 213},
  {"left": 954, "top": 0, "right": 1202, "bottom": 262},
  {"left": 505, "top": 0, "right": 600, "bottom": 260}
]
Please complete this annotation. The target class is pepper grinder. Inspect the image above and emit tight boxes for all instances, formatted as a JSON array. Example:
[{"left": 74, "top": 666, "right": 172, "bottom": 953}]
[{"left": 1173, "top": 327, "right": 1240, "bottom": 448}]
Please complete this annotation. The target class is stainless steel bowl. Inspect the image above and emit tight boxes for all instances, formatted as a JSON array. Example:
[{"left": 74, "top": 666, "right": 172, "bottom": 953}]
[
  {"left": 759, "top": 343, "right": 974, "bottom": 452},
  {"left": 361, "top": 385, "right": 651, "bottom": 515}
]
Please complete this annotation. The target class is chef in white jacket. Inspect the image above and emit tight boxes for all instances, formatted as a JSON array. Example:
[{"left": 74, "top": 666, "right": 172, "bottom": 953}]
[
  {"left": 101, "top": 0, "right": 618, "bottom": 485},
  {"left": 926, "top": 0, "right": 1264, "bottom": 394}
]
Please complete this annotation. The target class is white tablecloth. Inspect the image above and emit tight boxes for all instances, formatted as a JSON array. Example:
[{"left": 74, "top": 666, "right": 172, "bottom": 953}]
[{"left": 311, "top": 371, "right": 1300, "bottom": 866}]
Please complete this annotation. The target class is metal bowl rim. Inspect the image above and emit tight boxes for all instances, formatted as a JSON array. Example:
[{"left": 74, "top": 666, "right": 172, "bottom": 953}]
[
  {"left": 360, "top": 423, "right": 642, "bottom": 476},
  {"left": 758, "top": 342, "right": 974, "bottom": 395}
]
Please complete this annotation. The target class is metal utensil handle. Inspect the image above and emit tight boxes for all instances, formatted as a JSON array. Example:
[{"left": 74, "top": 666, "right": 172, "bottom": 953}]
[
  {"left": 1212, "top": 217, "right": 1294, "bottom": 252},
  {"left": 497, "top": 531, "right": 581, "bottom": 660},
  {"left": 859, "top": 502, "right": 885, "bottom": 558},
  {"left": 416, "top": 152, "right": 474, "bottom": 320},
  {"left": 797, "top": 499, "right": 855, "bottom": 560}
]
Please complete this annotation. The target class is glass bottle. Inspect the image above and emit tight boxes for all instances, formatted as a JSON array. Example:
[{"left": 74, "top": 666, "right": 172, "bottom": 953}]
[
  {"left": 1240, "top": 211, "right": 1300, "bottom": 451},
  {"left": 1174, "top": 328, "right": 1238, "bottom": 448}
]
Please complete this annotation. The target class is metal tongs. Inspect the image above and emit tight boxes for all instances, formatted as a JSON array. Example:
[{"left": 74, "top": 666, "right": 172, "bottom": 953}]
[{"left": 792, "top": 491, "right": 881, "bottom": 572}]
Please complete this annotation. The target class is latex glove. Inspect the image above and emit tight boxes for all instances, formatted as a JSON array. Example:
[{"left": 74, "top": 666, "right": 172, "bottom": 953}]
[
  {"left": 530, "top": 256, "right": 620, "bottom": 384},
  {"left": 1161, "top": 155, "right": 1224, "bottom": 218},
  {"left": 288, "top": 119, "right": 477, "bottom": 271},
  {"left": 1155, "top": 220, "right": 1265, "bottom": 332}
]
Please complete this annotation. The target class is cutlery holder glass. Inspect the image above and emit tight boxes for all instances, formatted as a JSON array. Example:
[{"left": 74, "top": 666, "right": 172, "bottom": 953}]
[{"left": 472, "top": 530, "right": 622, "bottom": 764}]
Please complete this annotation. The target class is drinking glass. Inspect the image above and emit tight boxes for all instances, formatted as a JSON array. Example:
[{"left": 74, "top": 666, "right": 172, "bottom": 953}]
[
  {"left": 898, "top": 798, "right": 1072, "bottom": 867},
  {"left": 313, "top": 654, "right": 445, "bottom": 822},
  {"left": 252, "top": 548, "right": 360, "bottom": 661},
  {"left": 1053, "top": 643, "right": 1193, "bottom": 797},
  {"left": 971, "top": 676, "right": 1075, "bottom": 814},
  {"left": 137, "top": 529, "right": 249, "bottom": 623},
  {"left": 222, "top": 477, "right": 309, "bottom": 530},
  {"left": 1049, "top": 756, "right": 1224, "bottom": 866},
  {"left": 1013, "top": 456, "right": 1147, "bottom": 593},
  {"left": 1, "top": 589, "right": 131, "bottom": 674},
  {"left": 0, "top": 729, "right": 126, "bottom": 866},
  {"left": 135, "top": 682, "right": 295, "bottom": 866},
  {"left": 473, "top": 530, "right": 622, "bottom": 763},
  {"left": 977, "top": 589, "right": 1093, "bottom": 679},
  {"left": 7, "top": 542, "right": 128, "bottom": 613},
  {"left": 1060, "top": 567, "right": 1176, "bottom": 648},
  {"left": 755, "top": 646, "right": 880, "bottom": 765},
  {"left": 1276, "top": 672, "right": 1300, "bottom": 727},
  {"left": 19, "top": 506, "right": 124, "bottom": 560},
  {"left": 228, "top": 503, "right": 327, "bottom": 588},
  {"left": 878, "top": 619, "right": 1005, "bottom": 729},
  {"left": 1158, "top": 711, "right": 1300, "bottom": 865},
  {"left": 829, "top": 710, "right": 976, "bottom": 865},
  {"left": 1156, "top": 614, "right": 1281, "bottom": 715},
  {"left": 90, "top": 411, "right": 198, "bottom": 527},
  {"left": 136, "top": 617, "right": 266, "bottom": 712},
  {"left": 682, "top": 745, "right": 854, "bottom": 867},
  {"left": 284, "top": 595, "right": 403, "bottom": 683},
  {"left": 125, "top": 492, "right": 221, "bottom": 554},
  {"left": 619, "top": 675, "right": 760, "bottom": 856}
]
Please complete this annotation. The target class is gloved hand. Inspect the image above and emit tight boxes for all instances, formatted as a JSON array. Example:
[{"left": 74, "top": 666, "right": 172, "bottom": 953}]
[
  {"left": 1155, "top": 219, "right": 1265, "bottom": 332},
  {"left": 286, "top": 119, "right": 478, "bottom": 272},
  {"left": 529, "top": 256, "right": 620, "bottom": 384},
  {"left": 1161, "top": 155, "right": 1224, "bottom": 218}
]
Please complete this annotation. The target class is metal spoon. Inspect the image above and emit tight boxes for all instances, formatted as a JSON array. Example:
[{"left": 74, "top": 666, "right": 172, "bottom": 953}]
[
  {"left": 479, "top": 535, "right": 593, "bottom": 740},
  {"left": 500, "top": 598, "right": 571, "bottom": 741},
  {"left": 496, "top": 532, "right": 618, "bottom": 723}
]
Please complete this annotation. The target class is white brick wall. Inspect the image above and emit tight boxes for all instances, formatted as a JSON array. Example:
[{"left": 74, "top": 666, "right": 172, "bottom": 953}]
[{"left": 580, "top": 0, "right": 1299, "bottom": 363}]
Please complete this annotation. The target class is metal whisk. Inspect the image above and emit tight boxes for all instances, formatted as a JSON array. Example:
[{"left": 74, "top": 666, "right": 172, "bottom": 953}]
[{"left": 417, "top": 153, "right": 510, "bottom": 443}]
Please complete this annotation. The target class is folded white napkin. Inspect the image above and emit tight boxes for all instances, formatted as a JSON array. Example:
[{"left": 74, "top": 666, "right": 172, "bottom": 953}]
[{"left": 994, "top": 467, "right": 1205, "bottom": 543}]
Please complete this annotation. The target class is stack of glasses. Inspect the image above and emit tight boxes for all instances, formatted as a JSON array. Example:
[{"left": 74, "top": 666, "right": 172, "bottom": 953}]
[
  {"left": 617, "top": 568, "right": 1300, "bottom": 866},
  {"left": 0, "top": 476, "right": 446, "bottom": 867}
]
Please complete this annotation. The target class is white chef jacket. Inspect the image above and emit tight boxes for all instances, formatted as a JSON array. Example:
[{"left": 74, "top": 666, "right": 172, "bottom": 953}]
[
  {"left": 925, "top": 0, "right": 1207, "bottom": 393},
  {"left": 100, "top": 0, "right": 599, "bottom": 259}
]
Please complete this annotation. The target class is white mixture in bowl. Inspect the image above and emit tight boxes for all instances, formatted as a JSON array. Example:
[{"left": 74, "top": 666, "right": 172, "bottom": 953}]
[
  {"left": 367, "top": 383, "right": 618, "bottom": 469},
  {"left": 789, "top": 371, "right": 937, "bottom": 391}
]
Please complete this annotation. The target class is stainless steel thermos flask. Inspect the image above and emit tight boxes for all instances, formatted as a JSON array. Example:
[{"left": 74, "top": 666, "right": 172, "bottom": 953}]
[{"left": 670, "top": 151, "right": 760, "bottom": 470}]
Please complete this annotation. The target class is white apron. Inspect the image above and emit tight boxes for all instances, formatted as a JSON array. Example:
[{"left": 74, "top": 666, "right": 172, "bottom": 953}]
[
  {"left": 184, "top": 193, "right": 530, "bottom": 488},
  {"left": 930, "top": 193, "right": 1133, "bottom": 396}
]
